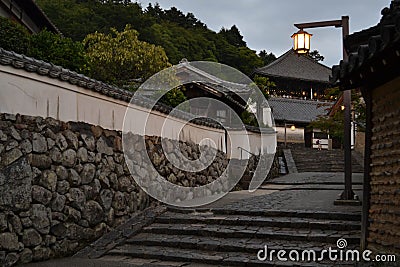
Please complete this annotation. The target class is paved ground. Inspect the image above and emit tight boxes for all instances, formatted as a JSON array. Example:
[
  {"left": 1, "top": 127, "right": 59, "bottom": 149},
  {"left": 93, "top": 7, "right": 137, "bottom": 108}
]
[
  {"left": 193, "top": 172, "right": 363, "bottom": 214},
  {"left": 26, "top": 172, "right": 364, "bottom": 267}
]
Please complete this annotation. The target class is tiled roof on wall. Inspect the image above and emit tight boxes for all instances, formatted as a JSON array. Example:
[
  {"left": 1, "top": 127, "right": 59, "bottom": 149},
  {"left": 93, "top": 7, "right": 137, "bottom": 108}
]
[{"left": 0, "top": 48, "right": 272, "bottom": 132}]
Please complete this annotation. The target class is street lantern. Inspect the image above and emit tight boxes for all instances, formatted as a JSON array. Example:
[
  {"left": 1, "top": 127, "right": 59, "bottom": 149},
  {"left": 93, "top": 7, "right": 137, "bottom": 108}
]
[
  {"left": 291, "top": 17, "right": 358, "bottom": 206},
  {"left": 291, "top": 29, "right": 312, "bottom": 54}
]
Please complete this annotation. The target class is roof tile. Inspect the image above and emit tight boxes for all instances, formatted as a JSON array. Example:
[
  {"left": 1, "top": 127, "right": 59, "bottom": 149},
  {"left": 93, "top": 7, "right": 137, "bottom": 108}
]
[
  {"left": 255, "top": 49, "right": 332, "bottom": 83},
  {"left": 269, "top": 97, "right": 332, "bottom": 124}
]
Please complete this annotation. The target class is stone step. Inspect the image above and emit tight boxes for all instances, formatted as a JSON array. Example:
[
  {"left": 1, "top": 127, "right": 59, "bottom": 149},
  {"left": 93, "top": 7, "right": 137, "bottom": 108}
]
[
  {"left": 108, "top": 244, "right": 334, "bottom": 266},
  {"left": 126, "top": 233, "right": 359, "bottom": 254},
  {"left": 155, "top": 211, "right": 360, "bottom": 231},
  {"left": 168, "top": 208, "right": 362, "bottom": 221},
  {"left": 141, "top": 223, "right": 361, "bottom": 244},
  {"left": 288, "top": 144, "right": 365, "bottom": 173}
]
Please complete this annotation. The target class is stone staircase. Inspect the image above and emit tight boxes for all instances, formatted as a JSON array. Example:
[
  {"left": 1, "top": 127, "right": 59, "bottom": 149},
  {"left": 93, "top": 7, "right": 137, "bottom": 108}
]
[
  {"left": 288, "top": 144, "right": 364, "bottom": 173},
  {"left": 100, "top": 207, "right": 361, "bottom": 266}
]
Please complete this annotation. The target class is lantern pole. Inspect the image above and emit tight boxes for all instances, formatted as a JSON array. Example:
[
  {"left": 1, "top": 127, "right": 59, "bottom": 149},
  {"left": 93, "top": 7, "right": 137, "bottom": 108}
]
[{"left": 293, "top": 16, "right": 360, "bottom": 205}]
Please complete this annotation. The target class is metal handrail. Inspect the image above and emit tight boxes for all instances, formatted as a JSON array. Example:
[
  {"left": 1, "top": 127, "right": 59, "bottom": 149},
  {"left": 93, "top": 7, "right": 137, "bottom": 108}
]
[{"left": 237, "top": 146, "right": 256, "bottom": 159}]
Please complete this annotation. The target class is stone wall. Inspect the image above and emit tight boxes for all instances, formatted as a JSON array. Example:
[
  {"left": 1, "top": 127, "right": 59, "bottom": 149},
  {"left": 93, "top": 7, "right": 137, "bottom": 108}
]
[
  {"left": 355, "top": 131, "right": 365, "bottom": 158},
  {"left": 144, "top": 136, "right": 228, "bottom": 188},
  {"left": 368, "top": 81, "right": 400, "bottom": 255},
  {"left": 0, "top": 113, "right": 153, "bottom": 265},
  {"left": 237, "top": 153, "right": 280, "bottom": 189},
  {"left": 0, "top": 113, "right": 253, "bottom": 265}
]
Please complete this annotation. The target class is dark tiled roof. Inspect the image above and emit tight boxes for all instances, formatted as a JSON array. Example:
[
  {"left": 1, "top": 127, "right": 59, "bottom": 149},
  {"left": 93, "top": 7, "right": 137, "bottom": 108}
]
[
  {"left": 254, "top": 49, "right": 332, "bottom": 83},
  {"left": 177, "top": 62, "right": 252, "bottom": 95},
  {"left": 0, "top": 48, "right": 271, "bottom": 132},
  {"left": 269, "top": 97, "right": 333, "bottom": 124},
  {"left": 331, "top": 1, "right": 400, "bottom": 89},
  {"left": 192, "top": 81, "right": 247, "bottom": 110}
]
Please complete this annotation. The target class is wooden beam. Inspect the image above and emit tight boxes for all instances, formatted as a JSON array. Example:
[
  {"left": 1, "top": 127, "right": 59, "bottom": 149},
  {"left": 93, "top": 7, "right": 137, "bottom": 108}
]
[{"left": 294, "top": 19, "right": 344, "bottom": 29}]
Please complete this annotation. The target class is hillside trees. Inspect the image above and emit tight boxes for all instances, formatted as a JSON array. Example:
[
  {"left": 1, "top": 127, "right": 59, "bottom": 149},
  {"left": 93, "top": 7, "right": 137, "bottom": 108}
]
[
  {"left": 36, "top": 0, "right": 267, "bottom": 75},
  {"left": 219, "top": 25, "right": 247, "bottom": 47},
  {"left": 258, "top": 50, "right": 277, "bottom": 66}
]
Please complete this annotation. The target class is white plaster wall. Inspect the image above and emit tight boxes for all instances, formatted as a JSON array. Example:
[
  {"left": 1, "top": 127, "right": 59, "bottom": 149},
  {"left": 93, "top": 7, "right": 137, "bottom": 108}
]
[
  {"left": 276, "top": 126, "right": 304, "bottom": 143},
  {"left": 0, "top": 66, "right": 275, "bottom": 158}
]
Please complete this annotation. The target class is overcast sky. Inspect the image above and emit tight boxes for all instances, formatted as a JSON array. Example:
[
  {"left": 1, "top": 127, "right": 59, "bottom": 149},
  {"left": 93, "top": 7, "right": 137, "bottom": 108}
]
[{"left": 137, "top": 0, "right": 389, "bottom": 67}]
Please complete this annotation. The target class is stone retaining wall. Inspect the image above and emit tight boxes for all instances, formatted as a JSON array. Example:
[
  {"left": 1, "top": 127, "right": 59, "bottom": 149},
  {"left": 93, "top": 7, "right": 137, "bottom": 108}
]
[
  {"left": 0, "top": 113, "right": 278, "bottom": 265},
  {"left": 0, "top": 113, "right": 154, "bottom": 265},
  {"left": 0, "top": 112, "right": 253, "bottom": 266}
]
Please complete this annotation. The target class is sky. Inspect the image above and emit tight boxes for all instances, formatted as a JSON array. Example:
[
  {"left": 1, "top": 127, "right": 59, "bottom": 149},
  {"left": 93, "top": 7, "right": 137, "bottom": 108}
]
[{"left": 137, "top": 0, "right": 389, "bottom": 67}]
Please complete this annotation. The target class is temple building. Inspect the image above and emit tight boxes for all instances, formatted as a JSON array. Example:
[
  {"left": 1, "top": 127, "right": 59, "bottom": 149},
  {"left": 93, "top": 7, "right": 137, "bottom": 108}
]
[{"left": 254, "top": 49, "right": 332, "bottom": 100}]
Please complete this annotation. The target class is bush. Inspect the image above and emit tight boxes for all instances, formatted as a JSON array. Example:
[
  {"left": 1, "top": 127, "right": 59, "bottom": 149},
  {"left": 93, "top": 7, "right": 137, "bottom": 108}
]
[
  {"left": 28, "top": 30, "right": 87, "bottom": 73},
  {"left": 0, "top": 17, "right": 30, "bottom": 54}
]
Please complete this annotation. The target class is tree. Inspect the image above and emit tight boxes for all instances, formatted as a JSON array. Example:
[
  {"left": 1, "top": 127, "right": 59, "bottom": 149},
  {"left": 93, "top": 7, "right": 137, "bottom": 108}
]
[
  {"left": 145, "top": 3, "right": 164, "bottom": 21},
  {"left": 219, "top": 25, "right": 246, "bottom": 47},
  {"left": 309, "top": 87, "right": 366, "bottom": 145},
  {"left": 235, "top": 47, "right": 264, "bottom": 75},
  {"left": 159, "top": 87, "right": 187, "bottom": 108},
  {"left": 253, "top": 75, "right": 276, "bottom": 99},
  {"left": 308, "top": 50, "right": 324, "bottom": 62},
  {"left": 83, "top": 25, "right": 171, "bottom": 87},
  {"left": 0, "top": 17, "right": 30, "bottom": 54},
  {"left": 36, "top": 1, "right": 270, "bottom": 75},
  {"left": 258, "top": 50, "right": 276, "bottom": 66},
  {"left": 309, "top": 110, "right": 344, "bottom": 143},
  {"left": 28, "top": 30, "right": 87, "bottom": 72},
  {"left": 0, "top": 17, "right": 87, "bottom": 72},
  {"left": 241, "top": 110, "right": 259, "bottom": 127}
]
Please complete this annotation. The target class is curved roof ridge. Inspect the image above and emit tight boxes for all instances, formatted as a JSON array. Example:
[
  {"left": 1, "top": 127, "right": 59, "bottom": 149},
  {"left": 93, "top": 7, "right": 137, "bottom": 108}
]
[{"left": 256, "top": 49, "right": 293, "bottom": 72}]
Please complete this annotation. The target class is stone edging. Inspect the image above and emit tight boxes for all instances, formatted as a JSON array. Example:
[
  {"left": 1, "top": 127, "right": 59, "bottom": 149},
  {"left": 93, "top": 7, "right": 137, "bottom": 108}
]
[{"left": 73, "top": 205, "right": 167, "bottom": 259}]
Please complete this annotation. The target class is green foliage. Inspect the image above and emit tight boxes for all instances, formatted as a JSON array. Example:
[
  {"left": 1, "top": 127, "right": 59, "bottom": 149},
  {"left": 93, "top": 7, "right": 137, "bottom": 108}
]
[
  {"left": 253, "top": 75, "right": 276, "bottom": 99},
  {"left": 310, "top": 88, "right": 366, "bottom": 144},
  {"left": 352, "top": 90, "right": 366, "bottom": 131},
  {"left": 36, "top": 0, "right": 266, "bottom": 76},
  {"left": 240, "top": 110, "right": 259, "bottom": 127},
  {"left": 159, "top": 87, "right": 187, "bottom": 108},
  {"left": 83, "top": 25, "right": 170, "bottom": 86},
  {"left": 308, "top": 50, "right": 324, "bottom": 62},
  {"left": 36, "top": 0, "right": 147, "bottom": 42},
  {"left": 309, "top": 111, "right": 344, "bottom": 143},
  {"left": 0, "top": 17, "right": 30, "bottom": 54},
  {"left": 219, "top": 25, "right": 246, "bottom": 47},
  {"left": 235, "top": 47, "right": 264, "bottom": 75},
  {"left": 324, "top": 87, "right": 341, "bottom": 101},
  {"left": 258, "top": 50, "right": 277, "bottom": 66},
  {"left": 28, "top": 30, "right": 87, "bottom": 72},
  {"left": 0, "top": 17, "right": 87, "bottom": 73}
]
